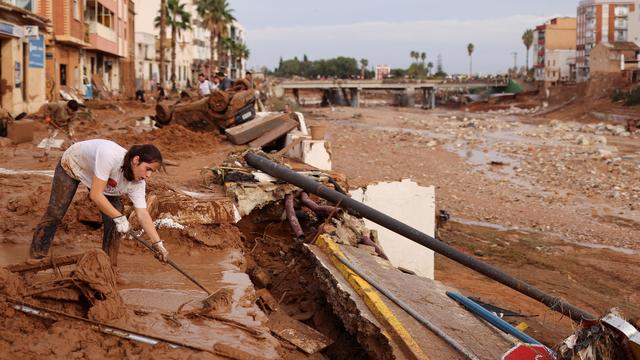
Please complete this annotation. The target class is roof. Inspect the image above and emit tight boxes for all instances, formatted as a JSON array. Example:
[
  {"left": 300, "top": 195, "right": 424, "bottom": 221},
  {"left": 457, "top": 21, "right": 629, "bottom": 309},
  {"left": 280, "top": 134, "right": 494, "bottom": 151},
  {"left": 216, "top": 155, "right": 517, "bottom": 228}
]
[{"left": 602, "top": 42, "right": 640, "bottom": 51}]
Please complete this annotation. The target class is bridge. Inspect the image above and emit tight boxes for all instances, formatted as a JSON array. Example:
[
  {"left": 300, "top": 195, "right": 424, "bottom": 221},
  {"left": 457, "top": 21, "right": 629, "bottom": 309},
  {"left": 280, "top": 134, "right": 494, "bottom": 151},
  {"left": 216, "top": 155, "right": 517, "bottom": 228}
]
[{"left": 274, "top": 79, "right": 500, "bottom": 108}]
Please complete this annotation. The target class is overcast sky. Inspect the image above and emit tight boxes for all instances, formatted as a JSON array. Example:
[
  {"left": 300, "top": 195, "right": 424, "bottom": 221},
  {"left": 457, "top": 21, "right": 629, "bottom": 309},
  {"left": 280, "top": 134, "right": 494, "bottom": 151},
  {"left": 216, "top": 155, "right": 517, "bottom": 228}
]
[{"left": 230, "top": 0, "right": 579, "bottom": 74}]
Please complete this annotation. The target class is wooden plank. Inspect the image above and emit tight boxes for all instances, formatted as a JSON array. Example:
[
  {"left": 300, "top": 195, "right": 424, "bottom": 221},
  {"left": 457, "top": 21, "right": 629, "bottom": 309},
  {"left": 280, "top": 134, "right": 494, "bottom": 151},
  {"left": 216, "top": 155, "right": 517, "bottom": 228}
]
[
  {"left": 248, "top": 119, "right": 298, "bottom": 148},
  {"left": 267, "top": 309, "right": 332, "bottom": 354},
  {"left": 225, "top": 113, "right": 290, "bottom": 145}
]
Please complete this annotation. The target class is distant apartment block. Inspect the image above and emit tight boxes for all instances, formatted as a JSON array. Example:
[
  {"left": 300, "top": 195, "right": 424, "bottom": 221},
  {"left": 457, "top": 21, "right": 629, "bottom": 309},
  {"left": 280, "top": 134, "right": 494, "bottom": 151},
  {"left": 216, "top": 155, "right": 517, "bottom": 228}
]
[
  {"left": 533, "top": 17, "right": 577, "bottom": 83},
  {"left": 576, "top": 0, "right": 640, "bottom": 81}
]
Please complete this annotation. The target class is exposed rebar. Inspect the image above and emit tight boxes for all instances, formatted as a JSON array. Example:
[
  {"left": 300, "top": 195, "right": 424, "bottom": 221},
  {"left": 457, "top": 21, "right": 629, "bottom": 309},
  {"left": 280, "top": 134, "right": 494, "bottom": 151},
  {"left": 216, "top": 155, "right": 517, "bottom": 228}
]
[{"left": 284, "top": 193, "right": 304, "bottom": 239}]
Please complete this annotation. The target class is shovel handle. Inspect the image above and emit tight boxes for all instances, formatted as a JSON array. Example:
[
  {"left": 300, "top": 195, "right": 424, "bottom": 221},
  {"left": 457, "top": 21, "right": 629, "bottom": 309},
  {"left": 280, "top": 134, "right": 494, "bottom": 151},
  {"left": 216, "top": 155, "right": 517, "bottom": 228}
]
[{"left": 128, "top": 231, "right": 213, "bottom": 295}]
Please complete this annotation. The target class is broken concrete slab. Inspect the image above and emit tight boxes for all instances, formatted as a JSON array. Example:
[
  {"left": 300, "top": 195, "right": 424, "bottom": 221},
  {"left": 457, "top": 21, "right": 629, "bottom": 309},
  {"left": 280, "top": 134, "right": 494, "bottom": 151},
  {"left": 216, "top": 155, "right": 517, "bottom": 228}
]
[
  {"left": 248, "top": 118, "right": 299, "bottom": 149},
  {"left": 350, "top": 179, "right": 435, "bottom": 279},
  {"left": 226, "top": 112, "right": 292, "bottom": 145},
  {"left": 306, "top": 240, "right": 515, "bottom": 359},
  {"left": 225, "top": 182, "right": 299, "bottom": 217}
]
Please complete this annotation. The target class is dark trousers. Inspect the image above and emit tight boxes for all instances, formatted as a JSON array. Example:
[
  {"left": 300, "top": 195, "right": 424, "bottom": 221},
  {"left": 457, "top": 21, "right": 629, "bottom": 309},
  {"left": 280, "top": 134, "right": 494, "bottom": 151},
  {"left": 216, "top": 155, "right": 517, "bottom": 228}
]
[{"left": 31, "top": 162, "right": 123, "bottom": 265}]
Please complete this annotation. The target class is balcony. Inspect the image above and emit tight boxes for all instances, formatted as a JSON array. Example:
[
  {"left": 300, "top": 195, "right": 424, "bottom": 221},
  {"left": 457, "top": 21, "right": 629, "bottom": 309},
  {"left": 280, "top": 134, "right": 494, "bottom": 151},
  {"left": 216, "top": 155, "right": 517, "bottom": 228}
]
[
  {"left": 85, "top": 20, "right": 118, "bottom": 55},
  {"left": 87, "top": 21, "right": 117, "bottom": 42}
]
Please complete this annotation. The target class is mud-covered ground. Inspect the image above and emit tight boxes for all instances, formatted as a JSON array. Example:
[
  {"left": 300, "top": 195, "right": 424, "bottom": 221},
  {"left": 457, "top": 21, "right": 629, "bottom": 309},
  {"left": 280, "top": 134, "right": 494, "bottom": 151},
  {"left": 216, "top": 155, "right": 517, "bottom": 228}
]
[
  {"left": 308, "top": 105, "right": 640, "bottom": 345},
  {"left": 1, "top": 98, "right": 639, "bottom": 356}
]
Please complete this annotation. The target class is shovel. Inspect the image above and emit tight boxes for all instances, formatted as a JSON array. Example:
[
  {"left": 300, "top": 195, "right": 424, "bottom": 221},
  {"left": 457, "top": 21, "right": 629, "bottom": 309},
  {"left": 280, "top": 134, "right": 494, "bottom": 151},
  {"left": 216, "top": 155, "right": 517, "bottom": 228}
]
[{"left": 127, "top": 231, "right": 226, "bottom": 308}]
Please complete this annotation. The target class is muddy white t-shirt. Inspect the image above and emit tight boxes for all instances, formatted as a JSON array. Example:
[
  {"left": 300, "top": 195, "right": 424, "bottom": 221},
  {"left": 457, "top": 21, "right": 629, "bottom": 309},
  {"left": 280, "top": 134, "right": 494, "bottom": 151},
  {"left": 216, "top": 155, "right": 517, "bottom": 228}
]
[{"left": 61, "top": 139, "right": 147, "bottom": 209}]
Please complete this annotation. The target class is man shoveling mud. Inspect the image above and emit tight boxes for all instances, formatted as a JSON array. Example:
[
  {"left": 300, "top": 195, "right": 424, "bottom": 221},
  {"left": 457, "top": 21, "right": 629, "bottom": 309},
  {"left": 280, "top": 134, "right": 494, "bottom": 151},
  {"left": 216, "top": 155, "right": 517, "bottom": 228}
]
[
  {"left": 35, "top": 100, "right": 79, "bottom": 159},
  {"left": 41, "top": 99, "right": 78, "bottom": 132},
  {"left": 30, "top": 139, "right": 169, "bottom": 267}
]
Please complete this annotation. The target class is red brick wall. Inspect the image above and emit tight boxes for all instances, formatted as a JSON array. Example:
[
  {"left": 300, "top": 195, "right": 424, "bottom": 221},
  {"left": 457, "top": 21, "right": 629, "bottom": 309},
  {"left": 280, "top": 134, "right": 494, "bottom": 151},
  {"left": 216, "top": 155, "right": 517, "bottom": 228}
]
[
  {"left": 608, "top": 4, "right": 615, "bottom": 43},
  {"left": 52, "top": 0, "right": 65, "bottom": 36},
  {"left": 596, "top": 5, "right": 602, "bottom": 43}
]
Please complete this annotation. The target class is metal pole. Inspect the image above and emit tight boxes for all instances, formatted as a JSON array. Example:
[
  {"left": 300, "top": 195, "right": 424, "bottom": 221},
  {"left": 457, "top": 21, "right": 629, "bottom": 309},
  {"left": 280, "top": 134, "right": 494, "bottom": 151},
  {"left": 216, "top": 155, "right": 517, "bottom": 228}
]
[{"left": 244, "top": 152, "right": 596, "bottom": 323}]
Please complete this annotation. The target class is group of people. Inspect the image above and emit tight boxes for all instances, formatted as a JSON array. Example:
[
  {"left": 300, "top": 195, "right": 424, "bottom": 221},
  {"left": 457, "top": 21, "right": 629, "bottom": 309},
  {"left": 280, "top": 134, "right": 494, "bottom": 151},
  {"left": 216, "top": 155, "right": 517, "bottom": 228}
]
[
  {"left": 198, "top": 71, "right": 234, "bottom": 96},
  {"left": 198, "top": 70, "right": 255, "bottom": 96}
]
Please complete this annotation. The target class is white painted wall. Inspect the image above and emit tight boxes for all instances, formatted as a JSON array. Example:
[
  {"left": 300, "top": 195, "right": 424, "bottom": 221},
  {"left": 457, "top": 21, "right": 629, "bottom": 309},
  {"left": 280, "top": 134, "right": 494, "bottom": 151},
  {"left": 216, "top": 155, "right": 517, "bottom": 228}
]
[{"left": 350, "top": 180, "right": 435, "bottom": 279}]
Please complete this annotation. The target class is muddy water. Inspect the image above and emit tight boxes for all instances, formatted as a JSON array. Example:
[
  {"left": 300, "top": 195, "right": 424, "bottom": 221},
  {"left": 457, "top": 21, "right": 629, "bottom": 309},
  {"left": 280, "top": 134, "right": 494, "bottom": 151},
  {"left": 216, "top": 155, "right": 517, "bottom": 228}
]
[
  {"left": 451, "top": 218, "right": 639, "bottom": 255},
  {"left": 0, "top": 168, "right": 54, "bottom": 177},
  {"left": 0, "top": 242, "right": 280, "bottom": 358},
  {"left": 0, "top": 244, "right": 29, "bottom": 267}
]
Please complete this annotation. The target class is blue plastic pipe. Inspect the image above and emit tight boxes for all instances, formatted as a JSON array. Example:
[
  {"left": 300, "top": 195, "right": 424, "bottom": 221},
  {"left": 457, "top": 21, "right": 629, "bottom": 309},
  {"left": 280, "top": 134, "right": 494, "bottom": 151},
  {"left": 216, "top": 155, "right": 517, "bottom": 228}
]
[{"left": 446, "top": 291, "right": 542, "bottom": 345}]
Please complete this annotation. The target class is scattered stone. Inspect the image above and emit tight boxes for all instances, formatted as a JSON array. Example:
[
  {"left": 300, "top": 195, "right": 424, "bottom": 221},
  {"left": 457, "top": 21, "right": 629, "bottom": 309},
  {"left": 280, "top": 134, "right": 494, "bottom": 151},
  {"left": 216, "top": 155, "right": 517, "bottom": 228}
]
[
  {"left": 250, "top": 267, "right": 271, "bottom": 289},
  {"left": 594, "top": 136, "right": 607, "bottom": 145},
  {"left": 576, "top": 135, "right": 590, "bottom": 146}
]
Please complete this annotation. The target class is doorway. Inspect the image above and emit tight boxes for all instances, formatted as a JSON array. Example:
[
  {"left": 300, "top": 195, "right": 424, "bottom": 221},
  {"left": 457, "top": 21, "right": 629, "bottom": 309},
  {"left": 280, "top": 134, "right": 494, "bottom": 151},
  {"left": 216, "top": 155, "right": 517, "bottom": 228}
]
[{"left": 60, "top": 64, "right": 67, "bottom": 86}]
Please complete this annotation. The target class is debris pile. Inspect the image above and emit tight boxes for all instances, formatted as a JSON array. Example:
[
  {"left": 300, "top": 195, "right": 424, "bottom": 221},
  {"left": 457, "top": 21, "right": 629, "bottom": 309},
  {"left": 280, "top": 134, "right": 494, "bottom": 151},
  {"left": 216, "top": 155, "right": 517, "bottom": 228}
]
[{"left": 2, "top": 250, "right": 126, "bottom": 322}]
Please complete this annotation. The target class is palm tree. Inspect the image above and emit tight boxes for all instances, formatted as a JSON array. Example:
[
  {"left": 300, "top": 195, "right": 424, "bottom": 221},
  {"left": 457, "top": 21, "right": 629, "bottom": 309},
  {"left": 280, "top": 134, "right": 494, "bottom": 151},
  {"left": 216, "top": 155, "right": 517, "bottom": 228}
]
[
  {"left": 360, "top": 58, "right": 368, "bottom": 79},
  {"left": 522, "top": 29, "right": 534, "bottom": 72},
  {"left": 426, "top": 61, "right": 434, "bottom": 76},
  {"left": 219, "top": 35, "right": 234, "bottom": 70},
  {"left": 155, "top": 0, "right": 191, "bottom": 90},
  {"left": 467, "top": 43, "right": 475, "bottom": 76},
  {"left": 197, "top": 0, "right": 235, "bottom": 72},
  {"left": 420, "top": 52, "right": 426, "bottom": 64},
  {"left": 410, "top": 51, "right": 416, "bottom": 63},
  {"left": 158, "top": 0, "right": 167, "bottom": 86},
  {"left": 230, "top": 40, "right": 250, "bottom": 72}
]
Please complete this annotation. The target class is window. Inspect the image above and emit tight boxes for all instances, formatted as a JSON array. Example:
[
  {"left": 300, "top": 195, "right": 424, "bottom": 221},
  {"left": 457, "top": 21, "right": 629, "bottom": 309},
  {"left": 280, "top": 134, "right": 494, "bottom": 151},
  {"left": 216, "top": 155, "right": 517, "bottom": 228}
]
[
  {"left": 96, "top": 4, "right": 115, "bottom": 29},
  {"left": 614, "top": 5, "right": 629, "bottom": 17},
  {"left": 14, "top": 0, "right": 34, "bottom": 11},
  {"left": 73, "top": 0, "right": 80, "bottom": 20}
]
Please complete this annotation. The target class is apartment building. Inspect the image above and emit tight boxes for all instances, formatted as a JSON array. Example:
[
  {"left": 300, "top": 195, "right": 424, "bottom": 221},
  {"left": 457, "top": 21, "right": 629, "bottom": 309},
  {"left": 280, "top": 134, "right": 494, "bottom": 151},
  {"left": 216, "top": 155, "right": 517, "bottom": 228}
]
[
  {"left": 135, "top": 0, "right": 246, "bottom": 90},
  {"left": 0, "top": 1, "right": 48, "bottom": 113},
  {"left": 134, "top": 0, "right": 192, "bottom": 89},
  {"left": 83, "top": 0, "right": 132, "bottom": 92},
  {"left": 33, "top": 0, "right": 90, "bottom": 101},
  {"left": 576, "top": 0, "right": 639, "bottom": 81},
  {"left": 186, "top": 0, "right": 212, "bottom": 81},
  {"left": 134, "top": 32, "right": 158, "bottom": 90},
  {"left": 533, "top": 17, "right": 577, "bottom": 83}
]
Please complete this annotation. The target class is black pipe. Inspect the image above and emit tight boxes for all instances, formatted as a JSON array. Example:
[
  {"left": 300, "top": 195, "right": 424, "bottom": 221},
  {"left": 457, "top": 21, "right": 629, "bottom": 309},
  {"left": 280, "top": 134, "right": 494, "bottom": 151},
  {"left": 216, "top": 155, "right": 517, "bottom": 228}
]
[{"left": 245, "top": 152, "right": 596, "bottom": 322}]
